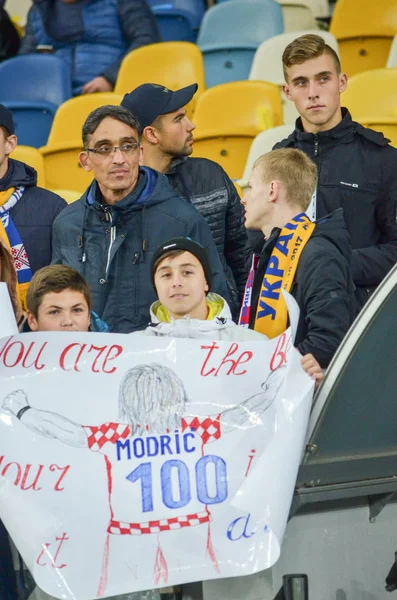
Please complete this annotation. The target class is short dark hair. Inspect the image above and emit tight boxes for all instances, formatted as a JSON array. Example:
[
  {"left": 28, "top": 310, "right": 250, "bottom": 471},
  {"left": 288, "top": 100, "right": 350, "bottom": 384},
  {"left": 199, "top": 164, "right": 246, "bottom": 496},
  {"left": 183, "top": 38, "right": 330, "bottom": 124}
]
[
  {"left": 0, "top": 126, "right": 11, "bottom": 139},
  {"left": 26, "top": 265, "right": 92, "bottom": 318},
  {"left": 82, "top": 105, "right": 142, "bottom": 148},
  {"left": 153, "top": 249, "right": 186, "bottom": 280},
  {"left": 282, "top": 34, "right": 341, "bottom": 82}
]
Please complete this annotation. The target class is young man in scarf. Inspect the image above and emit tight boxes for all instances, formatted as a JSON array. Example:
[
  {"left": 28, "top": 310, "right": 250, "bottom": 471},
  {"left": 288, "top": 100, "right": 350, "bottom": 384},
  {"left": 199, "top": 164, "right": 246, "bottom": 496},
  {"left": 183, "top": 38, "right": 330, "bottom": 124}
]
[
  {"left": 0, "top": 105, "right": 66, "bottom": 310},
  {"left": 240, "top": 148, "right": 355, "bottom": 368}
]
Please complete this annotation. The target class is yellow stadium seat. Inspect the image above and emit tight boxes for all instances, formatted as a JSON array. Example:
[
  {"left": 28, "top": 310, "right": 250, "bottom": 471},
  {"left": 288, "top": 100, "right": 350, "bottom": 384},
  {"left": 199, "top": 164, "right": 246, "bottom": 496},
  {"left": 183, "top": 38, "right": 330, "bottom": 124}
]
[
  {"left": 114, "top": 42, "right": 205, "bottom": 117},
  {"left": 40, "top": 93, "right": 123, "bottom": 194},
  {"left": 192, "top": 81, "right": 283, "bottom": 180},
  {"left": 342, "top": 68, "right": 397, "bottom": 147},
  {"left": 51, "top": 189, "right": 82, "bottom": 204},
  {"left": 330, "top": 0, "right": 397, "bottom": 77},
  {"left": 10, "top": 145, "right": 46, "bottom": 187},
  {"left": 11, "top": 16, "right": 24, "bottom": 38}
]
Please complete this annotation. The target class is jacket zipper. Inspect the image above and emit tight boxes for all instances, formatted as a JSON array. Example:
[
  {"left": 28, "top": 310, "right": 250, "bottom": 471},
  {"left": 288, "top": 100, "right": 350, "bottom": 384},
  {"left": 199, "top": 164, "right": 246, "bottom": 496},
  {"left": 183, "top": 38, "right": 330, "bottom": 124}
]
[
  {"left": 105, "top": 211, "right": 116, "bottom": 277},
  {"left": 314, "top": 134, "right": 319, "bottom": 157}
]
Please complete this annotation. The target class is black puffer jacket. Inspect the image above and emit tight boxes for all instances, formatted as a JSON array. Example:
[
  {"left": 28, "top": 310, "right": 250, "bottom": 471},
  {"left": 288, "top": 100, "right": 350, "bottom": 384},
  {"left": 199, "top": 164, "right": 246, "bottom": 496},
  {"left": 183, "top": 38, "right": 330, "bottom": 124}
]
[
  {"left": 272, "top": 109, "right": 397, "bottom": 312},
  {"left": 0, "top": 159, "right": 66, "bottom": 273},
  {"left": 250, "top": 210, "right": 355, "bottom": 368},
  {"left": 166, "top": 157, "right": 248, "bottom": 319}
]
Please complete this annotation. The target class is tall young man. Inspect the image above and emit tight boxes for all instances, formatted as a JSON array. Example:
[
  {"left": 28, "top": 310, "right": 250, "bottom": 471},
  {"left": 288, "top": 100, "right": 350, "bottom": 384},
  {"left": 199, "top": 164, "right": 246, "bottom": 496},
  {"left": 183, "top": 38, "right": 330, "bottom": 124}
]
[
  {"left": 121, "top": 83, "right": 248, "bottom": 319},
  {"left": 51, "top": 105, "right": 229, "bottom": 333},
  {"left": 256, "top": 34, "right": 397, "bottom": 313},
  {"left": 241, "top": 148, "right": 355, "bottom": 368}
]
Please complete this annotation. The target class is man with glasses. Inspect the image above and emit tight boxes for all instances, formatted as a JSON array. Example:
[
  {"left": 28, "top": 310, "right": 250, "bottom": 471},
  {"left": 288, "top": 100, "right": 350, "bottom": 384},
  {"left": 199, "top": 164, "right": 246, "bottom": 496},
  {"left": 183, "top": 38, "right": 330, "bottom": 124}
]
[{"left": 51, "top": 105, "right": 229, "bottom": 333}]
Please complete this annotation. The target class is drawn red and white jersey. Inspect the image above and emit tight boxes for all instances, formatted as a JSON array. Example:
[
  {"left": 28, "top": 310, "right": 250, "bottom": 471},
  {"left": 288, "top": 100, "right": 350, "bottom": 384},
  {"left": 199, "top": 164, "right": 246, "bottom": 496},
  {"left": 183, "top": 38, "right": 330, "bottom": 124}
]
[{"left": 83, "top": 415, "right": 221, "bottom": 535}]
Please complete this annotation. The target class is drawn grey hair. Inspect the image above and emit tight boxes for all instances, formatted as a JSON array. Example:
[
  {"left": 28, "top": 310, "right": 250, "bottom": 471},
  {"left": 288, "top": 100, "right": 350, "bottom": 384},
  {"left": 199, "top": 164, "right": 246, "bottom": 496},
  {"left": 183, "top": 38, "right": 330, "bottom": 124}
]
[{"left": 118, "top": 363, "right": 188, "bottom": 434}]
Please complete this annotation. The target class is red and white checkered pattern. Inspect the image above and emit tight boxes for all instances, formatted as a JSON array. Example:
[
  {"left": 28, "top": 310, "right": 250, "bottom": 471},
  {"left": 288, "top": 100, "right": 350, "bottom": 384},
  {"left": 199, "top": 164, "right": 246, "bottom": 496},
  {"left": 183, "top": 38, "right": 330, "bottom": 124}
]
[
  {"left": 11, "top": 243, "right": 30, "bottom": 271},
  {"left": 107, "top": 511, "right": 210, "bottom": 535},
  {"left": 84, "top": 422, "right": 130, "bottom": 451},
  {"left": 182, "top": 415, "right": 221, "bottom": 444}
]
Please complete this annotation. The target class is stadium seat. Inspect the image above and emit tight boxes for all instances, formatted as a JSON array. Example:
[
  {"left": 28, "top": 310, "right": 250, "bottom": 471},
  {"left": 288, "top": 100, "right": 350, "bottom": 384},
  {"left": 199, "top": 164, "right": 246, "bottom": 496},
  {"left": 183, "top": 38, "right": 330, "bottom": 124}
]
[
  {"left": 308, "top": 0, "right": 329, "bottom": 18},
  {"left": 40, "top": 93, "right": 123, "bottom": 194},
  {"left": 114, "top": 42, "right": 205, "bottom": 115},
  {"left": 51, "top": 189, "right": 81, "bottom": 204},
  {"left": 197, "top": 0, "right": 284, "bottom": 88},
  {"left": 237, "top": 125, "right": 293, "bottom": 188},
  {"left": 249, "top": 30, "right": 339, "bottom": 123},
  {"left": 387, "top": 34, "right": 397, "bottom": 67},
  {"left": 276, "top": 0, "right": 317, "bottom": 32},
  {"left": 330, "top": 0, "right": 397, "bottom": 77},
  {"left": 0, "top": 55, "right": 72, "bottom": 148},
  {"left": 10, "top": 145, "right": 46, "bottom": 188},
  {"left": 11, "top": 16, "right": 24, "bottom": 37},
  {"left": 147, "top": 0, "right": 206, "bottom": 41},
  {"left": 342, "top": 68, "right": 397, "bottom": 148},
  {"left": 192, "top": 81, "right": 283, "bottom": 179}
]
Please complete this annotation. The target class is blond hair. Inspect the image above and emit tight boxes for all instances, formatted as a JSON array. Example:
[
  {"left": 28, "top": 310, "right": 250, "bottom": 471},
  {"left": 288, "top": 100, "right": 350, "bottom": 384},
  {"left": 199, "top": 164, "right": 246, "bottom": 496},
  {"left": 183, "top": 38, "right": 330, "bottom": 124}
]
[
  {"left": 282, "top": 34, "right": 341, "bottom": 81},
  {"left": 253, "top": 149, "right": 317, "bottom": 212}
]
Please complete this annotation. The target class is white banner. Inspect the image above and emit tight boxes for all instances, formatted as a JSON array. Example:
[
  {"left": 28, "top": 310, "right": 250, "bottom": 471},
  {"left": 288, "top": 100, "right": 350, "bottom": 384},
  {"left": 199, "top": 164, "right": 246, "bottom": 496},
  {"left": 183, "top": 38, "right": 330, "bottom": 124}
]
[{"left": 0, "top": 328, "right": 313, "bottom": 599}]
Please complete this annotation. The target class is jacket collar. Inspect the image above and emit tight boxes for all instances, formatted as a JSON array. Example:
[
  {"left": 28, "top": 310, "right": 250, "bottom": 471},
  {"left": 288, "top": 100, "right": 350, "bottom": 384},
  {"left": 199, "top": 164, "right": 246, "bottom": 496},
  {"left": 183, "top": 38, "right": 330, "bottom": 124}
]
[
  {"left": 166, "top": 156, "right": 188, "bottom": 176},
  {"left": 288, "top": 108, "right": 356, "bottom": 151},
  {"left": 86, "top": 167, "right": 157, "bottom": 212}
]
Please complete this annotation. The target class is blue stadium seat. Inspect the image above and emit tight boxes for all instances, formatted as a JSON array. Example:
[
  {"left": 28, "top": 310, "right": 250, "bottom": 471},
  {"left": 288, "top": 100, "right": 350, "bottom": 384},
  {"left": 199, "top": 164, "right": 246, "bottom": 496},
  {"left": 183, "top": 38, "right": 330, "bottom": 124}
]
[
  {"left": 0, "top": 55, "right": 72, "bottom": 147},
  {"left": 197, "top": 0, "right": 284, "bottom": 87},
  {"left": 148, "top": 0, "right": 206, "bottom": 42}
]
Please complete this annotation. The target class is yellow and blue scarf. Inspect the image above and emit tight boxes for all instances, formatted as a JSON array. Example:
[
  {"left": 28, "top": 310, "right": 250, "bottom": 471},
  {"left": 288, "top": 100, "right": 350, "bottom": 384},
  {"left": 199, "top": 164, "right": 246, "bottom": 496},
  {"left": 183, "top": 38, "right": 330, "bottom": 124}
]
[
  {"left": 0, "top": 186, "right": 32, "bottom": 310},
  {"left": 239, "top": 213, "right": 315, "bottom": 338}
]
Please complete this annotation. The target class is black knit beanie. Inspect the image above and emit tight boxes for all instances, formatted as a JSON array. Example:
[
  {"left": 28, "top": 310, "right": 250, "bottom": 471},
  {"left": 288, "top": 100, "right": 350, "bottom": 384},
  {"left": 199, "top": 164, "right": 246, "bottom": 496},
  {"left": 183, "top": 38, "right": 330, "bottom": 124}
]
[{"left": 150, "top": 237, "right": 213, "bottom": 290}]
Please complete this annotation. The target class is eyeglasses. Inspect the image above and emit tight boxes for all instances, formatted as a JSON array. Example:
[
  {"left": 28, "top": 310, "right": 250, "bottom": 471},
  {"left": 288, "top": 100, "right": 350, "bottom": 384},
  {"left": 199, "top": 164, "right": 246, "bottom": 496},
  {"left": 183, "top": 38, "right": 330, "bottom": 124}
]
[{"left": 85, "top": 142, "right": 140, "bottom": 157}]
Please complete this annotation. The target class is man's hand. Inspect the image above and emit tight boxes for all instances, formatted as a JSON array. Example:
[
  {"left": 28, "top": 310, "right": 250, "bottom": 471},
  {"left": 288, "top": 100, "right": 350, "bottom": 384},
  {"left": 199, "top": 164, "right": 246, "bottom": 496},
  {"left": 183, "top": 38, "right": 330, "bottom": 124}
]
[
  {"left": 81, "top": 76, "right": 113, "bottom": 94},
  {"left": 301, "top": 354, "right": 324, "bottom": 391},
  {"left": 3, "top": 390, "right": 28, "bottom": 416}
]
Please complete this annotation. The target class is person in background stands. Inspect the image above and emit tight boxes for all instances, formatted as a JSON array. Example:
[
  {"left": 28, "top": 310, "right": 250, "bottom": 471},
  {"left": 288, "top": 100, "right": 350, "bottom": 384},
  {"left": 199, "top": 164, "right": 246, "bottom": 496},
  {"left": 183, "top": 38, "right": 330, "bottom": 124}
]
[{"left": 19, "top": 0, "right": 160, "bottom": 95}]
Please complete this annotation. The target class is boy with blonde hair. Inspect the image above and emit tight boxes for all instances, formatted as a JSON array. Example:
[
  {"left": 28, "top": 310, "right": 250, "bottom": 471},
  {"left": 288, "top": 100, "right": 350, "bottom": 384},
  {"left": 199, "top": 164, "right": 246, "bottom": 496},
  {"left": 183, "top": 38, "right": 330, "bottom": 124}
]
[{"left": 241, "top": 148, "right": 354, "bottom": 368}]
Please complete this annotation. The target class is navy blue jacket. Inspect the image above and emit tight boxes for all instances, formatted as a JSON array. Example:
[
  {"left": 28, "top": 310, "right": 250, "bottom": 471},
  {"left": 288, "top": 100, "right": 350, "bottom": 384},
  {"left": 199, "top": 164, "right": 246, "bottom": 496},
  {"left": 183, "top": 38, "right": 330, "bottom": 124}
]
[
  {"left": 52, "top": 168, "right": 229, "bottom": 333},
  {"left": 19, "top": 0, "right": 160, "bottom": 95},
  {"left": 0, "top": 159, "right": 66, "bottom": 273}
]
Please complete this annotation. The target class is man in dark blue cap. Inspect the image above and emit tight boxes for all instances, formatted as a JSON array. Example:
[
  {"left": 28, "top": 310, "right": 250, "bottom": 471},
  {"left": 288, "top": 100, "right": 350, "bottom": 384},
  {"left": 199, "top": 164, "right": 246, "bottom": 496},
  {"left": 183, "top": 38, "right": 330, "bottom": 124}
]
[{"left": 121, "top": 83, "right": 248, "bottom": 320}]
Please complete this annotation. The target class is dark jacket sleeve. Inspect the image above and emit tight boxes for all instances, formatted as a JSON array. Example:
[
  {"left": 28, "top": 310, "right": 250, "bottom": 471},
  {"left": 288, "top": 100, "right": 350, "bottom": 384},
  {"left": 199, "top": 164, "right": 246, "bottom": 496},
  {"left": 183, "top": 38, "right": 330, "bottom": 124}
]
[
  {"left": 297, "top": 239, "right": 353, "bottom": 368},
  {"left": 51, "top": 211, "right": 64, "bottom": 265},
  {"left": 223, "top": 176, "right": 248, "bottom": 297},
  {"left": 50, "top": 195, "right": 68, "bottom": 264},
  {"left": 18, "top": 7, "right": 39, "bottom": 54},
  {"left": 102, "top": 0, "right": 160, "bottom": 85},
  {"left": 351, "top": 147, "right": 397, "bottom": 287},
  {"left": 185, "top": 213, "right": 231, "bottom": 304}
]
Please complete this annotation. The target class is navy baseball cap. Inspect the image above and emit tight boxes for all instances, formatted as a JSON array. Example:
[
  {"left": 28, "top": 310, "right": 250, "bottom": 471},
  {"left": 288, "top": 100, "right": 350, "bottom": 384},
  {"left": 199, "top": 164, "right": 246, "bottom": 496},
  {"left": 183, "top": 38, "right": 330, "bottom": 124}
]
[
  {"left": 121, "top": 83, "right": 198, "bottom": 130},
  {"left": 0, "top": 105, "right": 14, "bottom": 135}
]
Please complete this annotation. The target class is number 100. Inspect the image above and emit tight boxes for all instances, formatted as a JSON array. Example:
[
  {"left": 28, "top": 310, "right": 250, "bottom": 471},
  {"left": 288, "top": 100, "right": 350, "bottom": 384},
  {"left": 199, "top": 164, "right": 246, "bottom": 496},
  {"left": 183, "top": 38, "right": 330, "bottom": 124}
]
[{"left": 127, "top": 455, "right": 228, "bottom": 512}]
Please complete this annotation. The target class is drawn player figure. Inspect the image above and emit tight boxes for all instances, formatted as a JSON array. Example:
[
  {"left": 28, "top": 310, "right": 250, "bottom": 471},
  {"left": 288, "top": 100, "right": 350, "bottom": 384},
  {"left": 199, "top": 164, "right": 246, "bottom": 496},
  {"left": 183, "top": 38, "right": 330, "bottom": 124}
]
[{"left": 3, "top": 362, "right": 285, "bottom": 596}]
